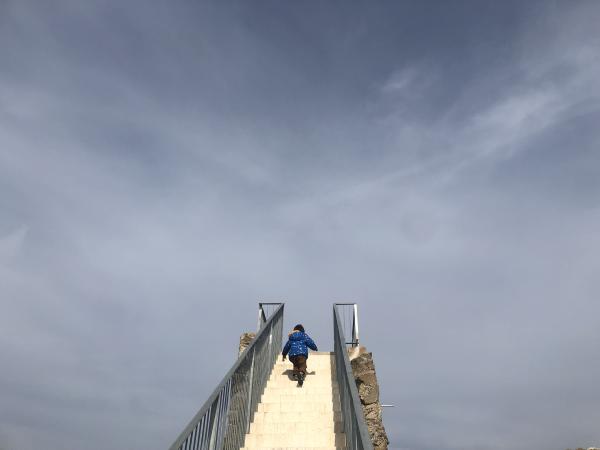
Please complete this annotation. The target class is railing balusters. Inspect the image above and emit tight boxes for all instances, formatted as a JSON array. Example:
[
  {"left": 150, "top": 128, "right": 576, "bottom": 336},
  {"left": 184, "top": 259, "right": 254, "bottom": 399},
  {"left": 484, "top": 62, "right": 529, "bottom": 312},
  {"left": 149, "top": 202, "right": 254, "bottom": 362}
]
[
  {"left": 190, "top": 423, "right": 198, "bottom": 450},
  {"left": 169, "top": 303, "right": 284, "bottom": 450},
  {"left": 334, "top": 303, "right": 373, "bottom": 450}
]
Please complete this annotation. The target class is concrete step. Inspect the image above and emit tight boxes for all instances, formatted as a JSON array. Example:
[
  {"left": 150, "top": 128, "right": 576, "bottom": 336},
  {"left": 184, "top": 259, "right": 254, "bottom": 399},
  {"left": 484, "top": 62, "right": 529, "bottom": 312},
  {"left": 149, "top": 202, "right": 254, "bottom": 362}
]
[
  {"left": 274, "top": 361, "right": 333, "bottom": 366},
  {"left": 264, "top": 382, "right": 337, "bottom": 389},
  {"left": 276, "top": 354, "right": 333, "bottom": 360},
  {"left": 260, "top": 394, "right": 340, "bottom": 403},
  {"left": 251, "top": 411, "right": 342, "bottom": 423},
  {"left": 268, "top": 374, "right": 334, "bottom": 381},
  {"left": 261, "top": 392, "right": 338, "bottom": 399},
  {"left": 257, "top": 402, "right": 341, "bottom": 413},
  {"left": 262, "top": 389, "right": 339, "bottom": 397},
  {"left": 273, "top": 363, "right": 332, "bottom": 368},
  {"left": 280, "top": 362, "right": 333, "bottom": 365},
  {"left": 243, "top": 433, "right": 346, "bottom": 447},
  {"left": 268, "top": 377, "right": 334, "bottom": 383},
  {"left": 264, "top": 384, "right": 338, "bottom": 390},
  {"left": 282, "top": 358, "right": 334, "bottom": 362},
  {"left": 249, "top": 421, "right": 344, "bottom": 434},
  {"left": 264, "top": 382, "right": 336, "bottom": 388},
  {"left": 264, "top": 385, "right": 338, "bottom": 392},
  {"left": 273, "top": 361, "right": 333, "bottom": 366},
  {"left": 259, "top": 396, "right": 340, "bottom": 406},
  {"left": 271, "top": 364, "right": 333, "bottom": 370},
  {"left": 241, "top": 447, "right": 343, "bottom": 450},
  {"left": 269, "top": 372, "right": 334, "bottom": 378},
  {"left": 270, "top": 369, "right": 334, "bottom": 375},
  {"left": 267, "top": 377, "right": 336, "bottom": 383}
]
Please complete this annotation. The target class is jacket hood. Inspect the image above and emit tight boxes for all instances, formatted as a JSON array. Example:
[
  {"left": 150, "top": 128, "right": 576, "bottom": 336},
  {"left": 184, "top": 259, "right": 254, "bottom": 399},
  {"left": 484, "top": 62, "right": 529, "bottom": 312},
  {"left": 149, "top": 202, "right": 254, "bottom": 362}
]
[
  {"left": 282, "top": 330, "right": 318, "bottom": 357},
  {"left": 289, "top": 331, "right": 306, "bottom": 341}
]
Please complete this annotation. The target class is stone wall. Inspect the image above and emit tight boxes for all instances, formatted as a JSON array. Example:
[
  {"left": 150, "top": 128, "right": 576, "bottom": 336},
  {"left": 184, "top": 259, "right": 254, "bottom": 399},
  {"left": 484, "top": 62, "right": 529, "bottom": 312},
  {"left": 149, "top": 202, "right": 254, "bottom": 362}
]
[
  {"left": 349, "top": 346, "right": 389, "bottom": 450},
  {"left": 239, "top": 332, "right": 256, "bottom": 355}
]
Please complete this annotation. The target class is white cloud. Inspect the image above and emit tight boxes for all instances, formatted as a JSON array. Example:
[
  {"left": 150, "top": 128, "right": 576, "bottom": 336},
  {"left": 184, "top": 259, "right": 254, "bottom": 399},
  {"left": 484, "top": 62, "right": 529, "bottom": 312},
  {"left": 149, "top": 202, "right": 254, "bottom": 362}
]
[
  {"left": 0, "top": 226, "right": 28, "bottom": 264},
  {"left": 380, "top": 67, "right": 420, "bottom": 94},
  {"left": 1, "top": 2, "right": 600, "bottom": 450}
]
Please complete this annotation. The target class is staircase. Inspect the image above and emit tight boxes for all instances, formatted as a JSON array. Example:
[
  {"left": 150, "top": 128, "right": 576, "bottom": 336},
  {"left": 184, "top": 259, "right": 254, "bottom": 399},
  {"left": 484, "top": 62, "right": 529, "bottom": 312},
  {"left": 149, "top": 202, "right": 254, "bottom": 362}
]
[
  {"left": 242, "top": 352, "right": 345, "bottom": 450},
  {"left": 169, "top": 303, "right": 372, "bottom": 450}
]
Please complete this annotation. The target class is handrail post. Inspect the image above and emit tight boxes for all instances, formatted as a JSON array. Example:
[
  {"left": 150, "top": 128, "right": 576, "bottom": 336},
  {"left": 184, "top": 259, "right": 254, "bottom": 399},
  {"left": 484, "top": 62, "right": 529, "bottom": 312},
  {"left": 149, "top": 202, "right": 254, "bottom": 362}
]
[
  {"left": 268, "top": 321, "right": 273, "bottom": 363},
  {"left": 208, "top": 394, "right": 220, "bottom": 450},
  {"left": 245, "top": 346, "right": 256, "bottom": 434},
  {"left": 257, "top": 304, "right": 265, "bottom": 330},
  {"left": 333, "top": 303, "right": 374, "bottom": 450},
  {"left": 353, "top": 303, "right": 359, "bottom": 347}
]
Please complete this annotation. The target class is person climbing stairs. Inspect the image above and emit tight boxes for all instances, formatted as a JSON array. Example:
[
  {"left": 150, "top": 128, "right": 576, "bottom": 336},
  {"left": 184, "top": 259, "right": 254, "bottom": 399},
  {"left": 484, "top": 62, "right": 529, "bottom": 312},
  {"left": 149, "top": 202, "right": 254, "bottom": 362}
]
[
  {"left": 281, "top": 324, "right": 318, "bottom": 387},
  {"left": 241, "top": 352, "right": 346, "bottom": 449}
]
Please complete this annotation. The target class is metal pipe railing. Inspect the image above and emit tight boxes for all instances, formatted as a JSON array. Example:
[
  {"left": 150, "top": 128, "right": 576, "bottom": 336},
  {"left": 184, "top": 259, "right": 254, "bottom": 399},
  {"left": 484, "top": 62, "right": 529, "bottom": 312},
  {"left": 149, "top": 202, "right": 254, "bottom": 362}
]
[
  {"left": 333, "top": 303, "right": 373, "bottom": 450},
  {"left": 169, "top": 303, "right": 284, "bottom": 450},
  {"left": 335, "top": 302, "right": 360, "bottom": 347},
  {"left": 257, "top": 302, "right": 280, "bottom": 330}
]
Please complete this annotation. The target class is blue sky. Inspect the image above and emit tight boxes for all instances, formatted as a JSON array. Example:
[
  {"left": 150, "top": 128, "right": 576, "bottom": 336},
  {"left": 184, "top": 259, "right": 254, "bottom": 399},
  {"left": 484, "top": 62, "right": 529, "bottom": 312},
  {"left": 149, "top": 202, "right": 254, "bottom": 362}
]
[{"left": 1, "top": 1, "right": 599, "bottom": 450}]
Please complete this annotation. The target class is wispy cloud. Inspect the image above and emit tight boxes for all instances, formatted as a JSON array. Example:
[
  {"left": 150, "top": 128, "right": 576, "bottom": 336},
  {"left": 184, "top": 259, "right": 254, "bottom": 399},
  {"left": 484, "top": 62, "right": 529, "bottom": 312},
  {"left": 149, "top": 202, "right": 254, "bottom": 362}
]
[
  {"left": 0, "top": 227, "right": 27, "bottom": 264},
  {"left": 1, "top": 1, "right": 599, "bottom": 450}
]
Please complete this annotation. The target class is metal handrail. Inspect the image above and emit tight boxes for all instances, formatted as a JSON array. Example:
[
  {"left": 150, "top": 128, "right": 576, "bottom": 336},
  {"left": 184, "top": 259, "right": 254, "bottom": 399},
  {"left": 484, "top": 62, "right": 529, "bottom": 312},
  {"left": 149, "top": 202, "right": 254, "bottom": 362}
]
[
  {"left": 335, "top": 303, "right": 360, "bottom": 347},
  {"left": 333, "top": 303, "right": 373, "bottom": 450},
  {"left": 257, "top": 302, "right": 280, "bottom": 330},
  {"left": 169, "top": 303, "right": 284, "bottom": 450}
]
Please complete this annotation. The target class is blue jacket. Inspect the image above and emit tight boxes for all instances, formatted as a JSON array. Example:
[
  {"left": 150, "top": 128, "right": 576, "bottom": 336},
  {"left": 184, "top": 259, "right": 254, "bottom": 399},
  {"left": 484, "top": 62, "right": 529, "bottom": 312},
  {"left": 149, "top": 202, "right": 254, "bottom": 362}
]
[{"left": 282, "top": 331, "right": 318, "bottom": 358}]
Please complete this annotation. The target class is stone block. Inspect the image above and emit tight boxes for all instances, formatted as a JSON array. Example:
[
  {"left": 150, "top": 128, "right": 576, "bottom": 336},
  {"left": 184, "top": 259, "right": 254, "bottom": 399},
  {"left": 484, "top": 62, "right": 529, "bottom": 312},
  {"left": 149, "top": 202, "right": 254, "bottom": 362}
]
[
  {"left": 349, "top": 347, "right": 389, "bottom": 450},
  {"left": 239, "top": 332, "right": 256, "bottom": 355},
  {"left": 358, "top": 381, "right": 380, "bottom": 405}
]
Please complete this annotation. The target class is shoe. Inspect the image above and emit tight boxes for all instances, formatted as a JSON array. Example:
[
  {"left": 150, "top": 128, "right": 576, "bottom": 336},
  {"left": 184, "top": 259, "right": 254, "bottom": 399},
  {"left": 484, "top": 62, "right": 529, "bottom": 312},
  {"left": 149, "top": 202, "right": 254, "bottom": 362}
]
[{"left": 297, "top": 372, "right": 305, "bottom": 387}]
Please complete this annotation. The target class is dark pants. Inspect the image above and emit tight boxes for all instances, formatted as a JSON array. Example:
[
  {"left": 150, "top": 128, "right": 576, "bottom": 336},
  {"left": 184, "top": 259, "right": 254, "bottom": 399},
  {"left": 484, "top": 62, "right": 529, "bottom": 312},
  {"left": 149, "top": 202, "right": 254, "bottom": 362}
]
[{"left": 289, "top": 355, "right": 307, "bottom": 375}]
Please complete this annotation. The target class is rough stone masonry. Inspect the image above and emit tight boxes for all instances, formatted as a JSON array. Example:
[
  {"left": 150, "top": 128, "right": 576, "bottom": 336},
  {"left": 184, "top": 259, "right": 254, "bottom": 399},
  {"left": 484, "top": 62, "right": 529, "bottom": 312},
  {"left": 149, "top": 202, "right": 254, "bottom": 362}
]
[
  {"left": 238, "top": 332, "right": 256, "bottom": 355},
  {"left": 350, "top": 347, "right": 389, "bottom": 450}
]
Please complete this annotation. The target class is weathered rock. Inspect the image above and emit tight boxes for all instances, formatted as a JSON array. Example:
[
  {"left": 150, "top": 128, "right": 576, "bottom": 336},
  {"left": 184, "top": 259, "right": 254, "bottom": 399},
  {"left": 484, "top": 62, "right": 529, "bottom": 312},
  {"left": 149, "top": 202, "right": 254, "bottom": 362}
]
[
  {"left": 348, "top": 344, "right": 369, "bottom": 361},
  {"left": 351, "top": 352, "right": 380, "bottom": 405},
  {"left": 349, "top": 348, "right": 389, "bottom": 450},
  {"left": 358, "top": 381, "right": 380, "bottom": 405},
  {"left": 363, "top": 402, "right": 382, "bottom": 421},
  {"left": 369, "top": 420, "right": 389, "bottom": 450},
  {"left": 351, "top": 350, "right": 376, "bottom": 378},
  {"left": 238, "top": 332, "right": 256, "bottom": 355},
  {"left": 357, "top": 371, "right": 378, "bottom": 387}
]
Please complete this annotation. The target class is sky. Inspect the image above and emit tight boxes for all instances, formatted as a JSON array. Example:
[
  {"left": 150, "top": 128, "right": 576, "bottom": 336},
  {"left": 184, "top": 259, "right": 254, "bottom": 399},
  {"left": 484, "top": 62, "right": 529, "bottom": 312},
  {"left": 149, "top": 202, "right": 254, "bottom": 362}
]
[{"left": 1, "top": 1, "right": 599, "bottom": 449}]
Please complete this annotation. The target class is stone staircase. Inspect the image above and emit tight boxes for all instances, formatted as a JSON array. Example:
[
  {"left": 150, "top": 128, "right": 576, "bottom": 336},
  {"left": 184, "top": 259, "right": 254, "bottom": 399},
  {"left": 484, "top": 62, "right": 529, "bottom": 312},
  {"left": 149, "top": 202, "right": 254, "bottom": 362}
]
[{"left": 241, "top": 352, "right": 346, "bottom": 450}]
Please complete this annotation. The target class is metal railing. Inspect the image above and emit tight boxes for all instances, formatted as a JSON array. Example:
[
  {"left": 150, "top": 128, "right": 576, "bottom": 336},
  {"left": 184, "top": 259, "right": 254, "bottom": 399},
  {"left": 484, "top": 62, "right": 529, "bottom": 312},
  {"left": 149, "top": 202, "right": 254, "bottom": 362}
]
[
  {"left": 257, "top": 302, "right": 281, "bottom": 330},
  {"left": 169, "top": 303, "right": 284, "bottom": 450},
  {"left": 335, "top": 303, "right": 360, "bottom": 347},
  {"left": 333, "top": 303, "right": 373, "bottom": 450}
]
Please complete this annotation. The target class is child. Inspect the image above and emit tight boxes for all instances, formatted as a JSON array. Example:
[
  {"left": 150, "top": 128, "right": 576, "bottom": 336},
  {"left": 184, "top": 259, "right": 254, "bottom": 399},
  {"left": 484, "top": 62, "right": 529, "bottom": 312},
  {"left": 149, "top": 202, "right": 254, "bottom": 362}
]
[{"left": 282, "top": 324, "right": 318, "bottom": 387}]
